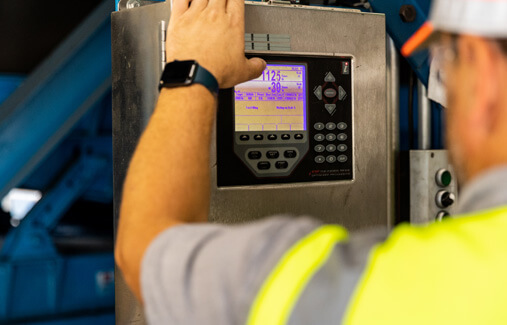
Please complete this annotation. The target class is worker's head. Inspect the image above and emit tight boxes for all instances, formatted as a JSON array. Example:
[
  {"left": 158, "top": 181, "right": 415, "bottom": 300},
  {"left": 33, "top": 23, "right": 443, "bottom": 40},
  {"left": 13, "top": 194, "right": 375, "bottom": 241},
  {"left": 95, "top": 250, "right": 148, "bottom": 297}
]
[
  {"left": 402, "top": 0, "right": 507, "bottom": 185},
  {"left": 443, "top": 36, "right": 507, "bottom": 184}
]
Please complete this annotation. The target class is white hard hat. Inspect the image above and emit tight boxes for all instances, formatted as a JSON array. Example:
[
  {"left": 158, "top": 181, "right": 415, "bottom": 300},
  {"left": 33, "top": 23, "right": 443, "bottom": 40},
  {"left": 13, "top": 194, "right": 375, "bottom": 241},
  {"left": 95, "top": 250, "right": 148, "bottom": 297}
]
[{"left": 402, "top": 0, "right": 507, "bottom": 57}]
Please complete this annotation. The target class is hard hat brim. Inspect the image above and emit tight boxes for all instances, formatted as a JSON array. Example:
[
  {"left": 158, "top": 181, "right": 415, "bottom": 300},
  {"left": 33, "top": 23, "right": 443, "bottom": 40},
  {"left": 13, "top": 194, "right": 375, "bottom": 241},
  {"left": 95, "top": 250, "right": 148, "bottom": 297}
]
[{"left": 401, "top": 22, "right": 441, "bottom": 57}]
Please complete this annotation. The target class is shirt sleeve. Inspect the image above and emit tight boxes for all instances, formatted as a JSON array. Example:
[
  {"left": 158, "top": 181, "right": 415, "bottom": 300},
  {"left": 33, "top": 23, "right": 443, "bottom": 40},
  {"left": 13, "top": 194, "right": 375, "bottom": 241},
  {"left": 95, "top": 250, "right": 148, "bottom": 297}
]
[{"left": 140, "top": 216, "right": 321, "bottom": 325}]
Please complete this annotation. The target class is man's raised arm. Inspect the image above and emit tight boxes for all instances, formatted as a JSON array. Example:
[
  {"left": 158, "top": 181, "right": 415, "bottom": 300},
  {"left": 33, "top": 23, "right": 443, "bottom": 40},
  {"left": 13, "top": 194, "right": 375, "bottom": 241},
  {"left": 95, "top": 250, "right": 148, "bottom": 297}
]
[{"left": 114, "top": 0, "right": 266, "bottom": 301}]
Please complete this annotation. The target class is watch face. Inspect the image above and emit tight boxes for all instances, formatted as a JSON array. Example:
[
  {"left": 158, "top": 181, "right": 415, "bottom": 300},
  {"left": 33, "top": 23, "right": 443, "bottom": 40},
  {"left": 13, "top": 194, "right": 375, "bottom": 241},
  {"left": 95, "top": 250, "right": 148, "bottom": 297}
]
[{"left": 161, "top": 60, "right": 196, "bottom": 85}]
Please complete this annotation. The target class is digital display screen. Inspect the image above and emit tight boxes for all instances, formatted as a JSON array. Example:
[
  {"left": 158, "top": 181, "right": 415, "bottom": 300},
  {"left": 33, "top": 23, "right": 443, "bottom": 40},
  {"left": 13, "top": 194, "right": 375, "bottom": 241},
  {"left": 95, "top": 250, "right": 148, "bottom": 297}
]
[{"left": 234, "top": 64, "right": 307, "bottom": 132}]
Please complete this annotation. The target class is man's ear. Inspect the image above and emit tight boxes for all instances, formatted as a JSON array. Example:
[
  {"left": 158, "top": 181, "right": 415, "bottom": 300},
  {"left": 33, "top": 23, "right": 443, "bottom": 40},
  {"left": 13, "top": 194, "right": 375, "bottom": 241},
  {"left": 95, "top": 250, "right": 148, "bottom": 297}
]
[{"left": 458, "top": 36, "right": 501, "bottom": 147}]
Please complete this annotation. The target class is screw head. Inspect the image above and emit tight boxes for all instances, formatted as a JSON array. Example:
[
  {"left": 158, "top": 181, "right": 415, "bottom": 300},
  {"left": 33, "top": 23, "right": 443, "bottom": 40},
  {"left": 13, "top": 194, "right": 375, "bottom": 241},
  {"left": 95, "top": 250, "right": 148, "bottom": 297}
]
[{"left": 399, "top": 5, "right": 417, "bottom": 23}]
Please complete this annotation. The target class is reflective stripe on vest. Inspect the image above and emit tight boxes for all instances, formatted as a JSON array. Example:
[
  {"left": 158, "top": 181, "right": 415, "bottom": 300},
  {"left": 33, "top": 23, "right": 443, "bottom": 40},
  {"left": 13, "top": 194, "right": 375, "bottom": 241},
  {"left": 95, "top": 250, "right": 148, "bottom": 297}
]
[
  {"left": 344, "top": 205, "right": 507, "bottom": 325},
  {"left": 246, "top": 225, "right": 348, "bottom": 325}
]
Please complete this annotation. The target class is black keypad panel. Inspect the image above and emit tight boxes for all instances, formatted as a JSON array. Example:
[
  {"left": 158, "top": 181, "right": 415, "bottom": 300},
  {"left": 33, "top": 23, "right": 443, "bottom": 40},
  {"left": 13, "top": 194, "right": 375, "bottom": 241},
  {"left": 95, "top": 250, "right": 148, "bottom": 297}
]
[{"left": 216, "top": 55, "right": 352, "bottom": 187}]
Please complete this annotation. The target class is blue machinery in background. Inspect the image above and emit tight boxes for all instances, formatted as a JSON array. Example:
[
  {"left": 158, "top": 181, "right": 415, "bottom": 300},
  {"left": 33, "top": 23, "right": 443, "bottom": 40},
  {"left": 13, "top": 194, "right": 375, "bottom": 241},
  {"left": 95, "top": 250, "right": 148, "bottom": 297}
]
[
  {"left": 0, "top": 0, "right": 436, "bottom": 323},
  {"left": 0, "top": 1, "right": 114, "bottom": 323}
]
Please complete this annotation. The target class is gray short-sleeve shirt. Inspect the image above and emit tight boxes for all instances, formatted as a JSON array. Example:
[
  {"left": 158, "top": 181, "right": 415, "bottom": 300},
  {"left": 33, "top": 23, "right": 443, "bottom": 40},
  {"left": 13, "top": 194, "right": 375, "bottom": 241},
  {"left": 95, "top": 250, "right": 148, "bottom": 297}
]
[{"left": 141, "top": 216, "right": 322, "bottom": 325}]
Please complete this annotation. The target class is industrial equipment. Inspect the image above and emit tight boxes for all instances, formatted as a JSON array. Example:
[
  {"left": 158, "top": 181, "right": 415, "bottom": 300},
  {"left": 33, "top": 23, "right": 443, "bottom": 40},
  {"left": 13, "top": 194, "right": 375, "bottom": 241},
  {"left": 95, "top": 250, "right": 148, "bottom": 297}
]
[
  {"left": 0, "top": 1, "right": 115, "bottom": 323},
  {"left": 112, "top": 1, "right": 391, "bottom": 322}
]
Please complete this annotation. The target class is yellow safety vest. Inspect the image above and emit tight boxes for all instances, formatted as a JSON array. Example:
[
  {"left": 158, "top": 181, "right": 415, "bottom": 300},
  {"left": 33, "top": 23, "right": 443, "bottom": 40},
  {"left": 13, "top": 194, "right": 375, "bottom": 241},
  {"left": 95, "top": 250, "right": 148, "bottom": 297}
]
[{"left": 247, "top": 205, "right": 507, "bottom": 325}]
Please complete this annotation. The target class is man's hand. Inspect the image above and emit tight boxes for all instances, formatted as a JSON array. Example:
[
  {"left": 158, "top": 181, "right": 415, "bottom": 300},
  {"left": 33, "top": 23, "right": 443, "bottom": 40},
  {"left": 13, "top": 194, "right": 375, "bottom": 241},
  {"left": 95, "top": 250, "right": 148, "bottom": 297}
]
[{"left": 166, "top": 0, "right": 266, "bottom": 88}]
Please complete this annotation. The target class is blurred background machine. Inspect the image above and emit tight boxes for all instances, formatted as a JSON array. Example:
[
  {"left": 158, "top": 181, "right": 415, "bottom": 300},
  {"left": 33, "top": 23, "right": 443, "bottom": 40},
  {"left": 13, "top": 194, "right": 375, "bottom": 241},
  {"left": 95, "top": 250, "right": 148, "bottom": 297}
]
[
  {"left": 0, "top": 0, "right": 457, "bottom": 323},
  {"left": 0, "top": 1, "right": 115, "bottom": 323}
]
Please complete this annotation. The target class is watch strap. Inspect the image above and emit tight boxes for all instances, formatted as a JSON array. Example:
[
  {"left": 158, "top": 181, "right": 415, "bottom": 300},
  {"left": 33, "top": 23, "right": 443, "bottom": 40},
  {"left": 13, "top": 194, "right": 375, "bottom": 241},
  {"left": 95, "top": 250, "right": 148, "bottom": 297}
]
[{"left": 194, "top": 64, "right": 219, "bottom": 95}]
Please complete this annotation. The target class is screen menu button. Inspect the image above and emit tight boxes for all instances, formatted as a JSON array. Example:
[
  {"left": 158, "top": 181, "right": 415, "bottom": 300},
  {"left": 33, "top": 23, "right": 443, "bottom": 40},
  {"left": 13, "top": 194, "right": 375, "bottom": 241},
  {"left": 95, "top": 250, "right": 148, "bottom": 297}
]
[
  {"left": 257, "top": 161, "right": 271, "bottom": 170},
  {"left": 248, "top": 151, "right": 262, "bottom": 160}
]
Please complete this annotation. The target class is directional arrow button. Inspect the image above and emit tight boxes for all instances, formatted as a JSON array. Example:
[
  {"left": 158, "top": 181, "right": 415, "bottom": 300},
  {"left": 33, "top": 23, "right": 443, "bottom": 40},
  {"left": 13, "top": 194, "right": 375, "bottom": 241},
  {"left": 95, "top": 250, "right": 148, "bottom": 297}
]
[
  {"left": 325, "top": 104, "right": 336, "bottom": 115},
  {"left": 313, "top": 85, "right": 322, "bottom": 100},
  {"left": 338, "top": 86, "right": 347, "bottom": 101},
  {"left": 324, "top": 72, "right": 336, "bottom": 82}
]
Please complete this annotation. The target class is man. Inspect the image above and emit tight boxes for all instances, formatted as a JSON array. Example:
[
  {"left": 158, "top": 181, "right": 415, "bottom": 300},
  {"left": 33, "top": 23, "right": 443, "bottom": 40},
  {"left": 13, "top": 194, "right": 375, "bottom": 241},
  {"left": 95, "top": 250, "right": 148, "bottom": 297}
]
[{"left": 115, "top": 0, "right": 507, "bottom": 323}]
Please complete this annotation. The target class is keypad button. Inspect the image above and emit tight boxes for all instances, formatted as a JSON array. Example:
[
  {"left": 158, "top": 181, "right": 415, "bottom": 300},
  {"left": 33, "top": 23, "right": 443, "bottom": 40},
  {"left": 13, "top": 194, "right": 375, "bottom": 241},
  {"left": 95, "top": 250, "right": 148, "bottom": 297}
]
[
  {"left": 326, "top": 122, "right": 336, "bottom": 131},
  {"left": 337, "top": 133, "right": 347, "bottom": 141},
  {"left": 315, "top": 155, "right": 325, "bottom": 164},
  {"left": 240, "top": 135, "right": 250, "bottom": 141},
  {"left": 294, "top": 133, "right": 304, "bottom": 140},
  {"left": 257, "top": 161, "right": 271, "bottom": 170},
  {"left": 338, "top": 86, "right": 347, "bottom": 101},
  {"left": 266, "top": 151, "right": 280, "bottom": 159},
  {"left": 284, "top": 150, "right": 297, "bottom": 158},
  {"left": 248, "top": 151, "right": 262, "bottom": 160},
  {"left": 314, "top": 144, "right": 325, "bottom": 153},
  {"left": 281, "top": 134, "right": 290, "bottom": 140},
  {"left": 313, "top": 86, "right": 323, "bottom": 100},
  {"left": 337, "top": 122, "right": 347, "bottom": 130},
  {"left": 326, "top": 133, "right": 337, "bottom": 141},
  {"left": 268, "top": 134, "right": 277, "bottom": 140},
  {"left": 324, "top": 88, "right": 337, "bottom": 98},
  {"left": 254, "top": 134, "right": 264, "bottom": 141},
  {"left": 314, "top": 133, "right": 325, "bottom": 142},
  {"left": 324, "top": 72, "right": 336, "bottom": 82},
  {"left": 275, "top": 161, "right": 289, "bottom": 169},
  {"left": 326, "top": 155, "right": 337, "bottom": 163},
  {"left": 337, "top": 144, "right": 347, "bottom": 152},
  {"left": 326, "top": 144, "right": 336, "bottom": 152},
  {"left": 337, "top": 155, "right": 348, "bottom": 163},
  {"left": 325, "top": 104, "right": 336, "bottom": 115},
  {"left": 314, "top": 122, "right": 325, "bottom": 131}
]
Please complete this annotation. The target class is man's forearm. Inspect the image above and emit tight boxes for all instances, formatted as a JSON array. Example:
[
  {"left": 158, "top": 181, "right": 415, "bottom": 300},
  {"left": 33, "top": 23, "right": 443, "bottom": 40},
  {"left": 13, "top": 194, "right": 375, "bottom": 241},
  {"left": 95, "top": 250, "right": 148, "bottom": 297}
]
[{"left": 116, "top": 85, "right": 216, "bottom": 299}]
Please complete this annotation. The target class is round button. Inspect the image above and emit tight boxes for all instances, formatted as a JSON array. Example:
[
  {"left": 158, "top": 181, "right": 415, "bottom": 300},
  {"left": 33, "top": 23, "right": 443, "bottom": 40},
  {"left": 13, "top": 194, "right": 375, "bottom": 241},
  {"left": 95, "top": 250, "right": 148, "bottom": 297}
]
[
  {"left": 325, "top": 122, "right": 336, "bottom": 131},
  {"left": 314, "top": 134, "right": 325, "bottom": 142},
  {"left": 315, "top": 155, "right": 325, "bottom": 164},
  {"left": 337, "top": 155, "right": 348, "bottom": 163},
  {"left": 324, "top": 88, "right": 337, "bottom": 98},
  {"left": 435, "top": 191, "right": 456, "bottom": 209},
  {"left": 435, "top": 169, "right": 452, "bottom": 187},
  {"left": 337, "top": 133, "right": 347, "bottom": 141},
  {"left": 314, "top": 144, "right": 325, "bottom": 153},
  {"left": 337, "top": 122, "right": 347, "bottom": 130},
  {"left": 435, "top": 211, "right": 450, "bottom": 222},
  {"left": 314, "top": 122, "right": 325, "bottom": 131},
  {"left": 326, "top": 144, "right": 336, "bottom": 152},
  {"left": 326, "top": 133, "right": 337, "bottom": 141},
  {"left": 337, "top": 144, "right": 347, "bottom": 152},
  {"left": 326, "top": 155, "right": 337, "bottom": 163}
]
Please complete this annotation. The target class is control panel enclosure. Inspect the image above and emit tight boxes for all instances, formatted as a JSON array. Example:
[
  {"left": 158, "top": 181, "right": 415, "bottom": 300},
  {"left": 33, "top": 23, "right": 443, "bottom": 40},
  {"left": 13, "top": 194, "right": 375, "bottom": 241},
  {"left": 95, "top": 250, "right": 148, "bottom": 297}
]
[{"left": 217, "top": 54, "right": 353, "bottom": 187}]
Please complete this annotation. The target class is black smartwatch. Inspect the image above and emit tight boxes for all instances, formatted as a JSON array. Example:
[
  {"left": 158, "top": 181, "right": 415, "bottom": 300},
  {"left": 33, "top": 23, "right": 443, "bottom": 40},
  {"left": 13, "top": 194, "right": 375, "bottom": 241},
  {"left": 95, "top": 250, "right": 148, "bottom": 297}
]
[{"left": 159, "top": 60, "right": 219, "bottom": 95}]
